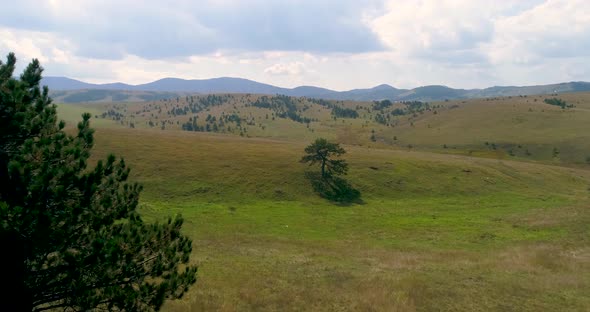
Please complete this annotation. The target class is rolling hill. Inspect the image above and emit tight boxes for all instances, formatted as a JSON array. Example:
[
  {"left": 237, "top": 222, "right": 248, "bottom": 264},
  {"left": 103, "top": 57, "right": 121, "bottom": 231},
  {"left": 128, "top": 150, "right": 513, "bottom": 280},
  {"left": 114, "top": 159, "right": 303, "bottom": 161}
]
[
  {"left": 55, "top": 90, "right": 590, "bottom": 311},
  {"left": 43, "top": 76, "right": 590, "bottom": 103},
  {"left": 64, "top": 90, "right": 590, "bottom": 165}
]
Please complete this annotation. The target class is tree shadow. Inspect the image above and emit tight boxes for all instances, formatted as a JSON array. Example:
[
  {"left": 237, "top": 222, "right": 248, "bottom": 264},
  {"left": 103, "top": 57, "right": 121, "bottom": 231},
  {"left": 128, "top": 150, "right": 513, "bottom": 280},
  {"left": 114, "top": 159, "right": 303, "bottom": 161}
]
[{"left": 304, "top": 172, "right": 363, "bottom": 205}]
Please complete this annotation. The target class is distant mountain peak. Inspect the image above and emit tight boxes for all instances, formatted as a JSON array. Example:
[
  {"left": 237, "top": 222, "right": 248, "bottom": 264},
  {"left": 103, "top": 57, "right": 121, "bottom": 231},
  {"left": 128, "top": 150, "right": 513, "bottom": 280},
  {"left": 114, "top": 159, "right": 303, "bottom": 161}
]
[
  {"left": 372, "top": 84, "right": 395, "bottom": 90},
  {"left": 42, "top": 76, "right": 590, "bottom": 103}
]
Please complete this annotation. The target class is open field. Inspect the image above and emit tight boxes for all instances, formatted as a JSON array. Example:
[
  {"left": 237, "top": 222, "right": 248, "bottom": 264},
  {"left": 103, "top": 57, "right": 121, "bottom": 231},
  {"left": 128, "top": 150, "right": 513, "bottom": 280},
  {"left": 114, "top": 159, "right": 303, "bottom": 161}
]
[{"left": 56, "top": 93, "right": 590, "bottom": 311}]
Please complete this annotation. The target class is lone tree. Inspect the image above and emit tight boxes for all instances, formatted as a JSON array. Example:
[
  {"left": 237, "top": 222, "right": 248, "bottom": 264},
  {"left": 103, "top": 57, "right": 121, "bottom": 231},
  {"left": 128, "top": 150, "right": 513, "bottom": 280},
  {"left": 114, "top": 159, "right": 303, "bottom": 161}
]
[
  {"left": 300, "top": 138, "right": 348, "bottom": 179},
  {"left": 0, "top": 53, "right": 197, "bottom": 311},
  {"left": 300, "top": 139, "right": 360, "bottom": 203}
]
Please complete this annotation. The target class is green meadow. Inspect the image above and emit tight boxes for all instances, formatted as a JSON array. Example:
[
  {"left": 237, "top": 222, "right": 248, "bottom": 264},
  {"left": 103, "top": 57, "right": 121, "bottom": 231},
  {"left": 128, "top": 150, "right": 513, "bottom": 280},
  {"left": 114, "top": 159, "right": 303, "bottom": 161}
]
[{"left": 56, "top": 93, "right": 590, "bottom": 311}]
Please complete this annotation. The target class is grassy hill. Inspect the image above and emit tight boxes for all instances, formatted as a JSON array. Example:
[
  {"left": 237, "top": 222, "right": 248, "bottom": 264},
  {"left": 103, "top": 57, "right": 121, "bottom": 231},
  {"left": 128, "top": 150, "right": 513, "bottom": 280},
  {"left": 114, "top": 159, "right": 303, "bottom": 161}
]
[
  {"left": 74, "top": 91, "right": 590, "bottom": 165},
  {"left": 56, "top": 93, "right": 590, "bottom": 311}
]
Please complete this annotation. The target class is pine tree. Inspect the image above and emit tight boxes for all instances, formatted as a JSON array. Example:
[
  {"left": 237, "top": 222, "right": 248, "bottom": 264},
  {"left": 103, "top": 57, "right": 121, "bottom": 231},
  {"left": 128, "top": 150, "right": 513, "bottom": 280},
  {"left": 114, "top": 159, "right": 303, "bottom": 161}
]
[
  {"left": 300, "top": 138, "right": 360, "bottom": 203},
  {"left": 300, "top": 138, "right": 348, "bottom": 179},
  {"left": 0, "top": 53, "right": 197, "bottom": 311}
]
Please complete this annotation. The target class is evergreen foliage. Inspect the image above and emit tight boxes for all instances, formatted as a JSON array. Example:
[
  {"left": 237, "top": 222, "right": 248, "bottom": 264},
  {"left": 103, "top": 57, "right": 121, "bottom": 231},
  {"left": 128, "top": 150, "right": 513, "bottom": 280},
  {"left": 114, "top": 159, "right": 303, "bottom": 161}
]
[
  {"left": 300, "top": 138, "right": 348, "bottom": 179},
  {"left": 0, "top": 53, "right": 197, "bottom": 311},
  {"left": 372, "top": 99, "right": 393, "bottom": 110},
  {"left": 544, "top": 98, "right": 573, "bottom": 109},
  {"left": 300, "top": 139, "right": 360, "bottom": 203},
  {"left": 331, "top": 106, "right": 359, "bottom": 118},
  {"left": 305, "top": 97, "right": 358, "bottom": 119},
  {"left": 250, "top": 95, "right": 312, "bottom": 124},
  {"left": 374, "top": 112, "right": 388, "bottom": 125}
]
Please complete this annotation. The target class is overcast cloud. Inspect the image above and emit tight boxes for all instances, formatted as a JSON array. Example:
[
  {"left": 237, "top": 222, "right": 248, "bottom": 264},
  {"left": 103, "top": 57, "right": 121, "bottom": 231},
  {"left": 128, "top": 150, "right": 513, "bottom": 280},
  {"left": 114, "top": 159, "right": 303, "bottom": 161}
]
[{"left": 1, "top": 0, "right": 588, "bottom": 90}]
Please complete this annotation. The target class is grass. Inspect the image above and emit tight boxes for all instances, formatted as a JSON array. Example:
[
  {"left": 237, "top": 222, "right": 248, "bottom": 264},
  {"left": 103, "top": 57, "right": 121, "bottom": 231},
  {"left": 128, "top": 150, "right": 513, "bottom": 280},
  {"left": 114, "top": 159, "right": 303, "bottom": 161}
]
[
  {"left": 75, "top": 125, "right": 590, "bottom": 311},
  {"left": 55, "top": 93, "right": 590, "bottom": 311},
  {"left": 385, "top": 94, "right": 590, "bottom": 164},
  {"left": 80, "top": 91, "right": 590, "bottom": 165}
]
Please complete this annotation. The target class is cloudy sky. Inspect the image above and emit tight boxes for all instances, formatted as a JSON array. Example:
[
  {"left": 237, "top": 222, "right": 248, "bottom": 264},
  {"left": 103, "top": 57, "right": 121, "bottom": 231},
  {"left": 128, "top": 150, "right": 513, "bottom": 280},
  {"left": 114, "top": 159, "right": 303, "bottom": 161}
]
[{"left": 1, "top": 0, "right": 589, "bottom": 90}]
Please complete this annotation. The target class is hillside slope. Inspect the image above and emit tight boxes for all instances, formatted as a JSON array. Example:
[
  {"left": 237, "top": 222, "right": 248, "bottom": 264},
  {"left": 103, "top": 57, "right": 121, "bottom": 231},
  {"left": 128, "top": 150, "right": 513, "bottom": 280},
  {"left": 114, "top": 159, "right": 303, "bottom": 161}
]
[
  {"left": 54, "top": 88, "right": 590, "bottom": 311},
  {"left": 64, "top": 124, "right": 590, "bottom": 311},
  {"left": 66, "top": 91, "right": 590, "bottom": 165}
]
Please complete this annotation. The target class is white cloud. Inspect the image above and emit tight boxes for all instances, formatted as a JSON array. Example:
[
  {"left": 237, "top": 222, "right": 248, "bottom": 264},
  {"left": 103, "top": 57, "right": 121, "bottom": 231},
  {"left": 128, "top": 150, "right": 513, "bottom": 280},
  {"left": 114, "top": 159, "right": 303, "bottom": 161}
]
[
  {"left": 1, "top": 1, "right": 589, "bottom": 90},
  {"left": 264, "top": 62, "right": 309, "bottom": 76},
  {"left": 362, "top": 0, "right": 590, "bottom": 86},
  {"left": 0, "top": 0, "right": 384, "bottom": 59},
  {"left": 0, "top": 29, "right": 50, "bottom": 63},
  {"left": 368, "top": 1, "right": 500, "bottom": 62},
  {"left": 487, "top": 0, "right": 590, "bottom": 65}
]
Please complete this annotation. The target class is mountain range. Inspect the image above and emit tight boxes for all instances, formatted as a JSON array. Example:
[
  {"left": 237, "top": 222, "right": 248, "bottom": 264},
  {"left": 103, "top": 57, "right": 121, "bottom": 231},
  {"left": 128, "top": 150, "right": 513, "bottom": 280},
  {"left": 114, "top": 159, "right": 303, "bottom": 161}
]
[{"left": 42, "top": 76, "right": 590, "bottom": 103}]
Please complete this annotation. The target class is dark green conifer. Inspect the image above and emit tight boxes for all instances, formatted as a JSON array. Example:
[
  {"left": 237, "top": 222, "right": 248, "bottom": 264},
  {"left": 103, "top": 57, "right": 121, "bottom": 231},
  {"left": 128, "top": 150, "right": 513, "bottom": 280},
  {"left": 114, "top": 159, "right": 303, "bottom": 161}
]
[{"left": 0, "top": 53, "right": 197, "bottom": 311}]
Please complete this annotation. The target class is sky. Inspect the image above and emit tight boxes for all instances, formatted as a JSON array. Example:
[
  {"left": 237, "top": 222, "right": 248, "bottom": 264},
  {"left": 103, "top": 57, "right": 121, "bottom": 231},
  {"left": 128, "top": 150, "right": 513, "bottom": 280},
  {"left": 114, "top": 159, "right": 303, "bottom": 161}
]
[{"left": 1, "top": 0, "right": 589, "bottom": 90}]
